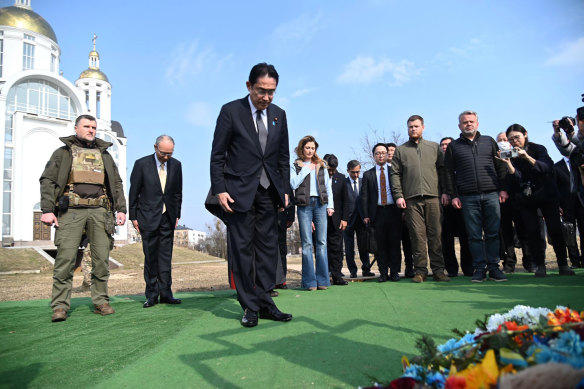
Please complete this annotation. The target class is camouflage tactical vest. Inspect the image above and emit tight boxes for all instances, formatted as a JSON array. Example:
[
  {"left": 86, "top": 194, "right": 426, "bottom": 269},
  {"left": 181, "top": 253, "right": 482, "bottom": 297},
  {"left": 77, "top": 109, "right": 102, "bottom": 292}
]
[{"left": 68, "top": 145, "right": 106, "bottom": 185}]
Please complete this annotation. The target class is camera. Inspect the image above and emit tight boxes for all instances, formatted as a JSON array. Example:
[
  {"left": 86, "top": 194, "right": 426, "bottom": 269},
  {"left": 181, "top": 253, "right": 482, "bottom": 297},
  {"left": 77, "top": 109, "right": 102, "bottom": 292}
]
[
  {"left": 559, "top": 116, "right": 575, "bottom": 131},
  {"left": 498, "top": 141, "right": 518, "bottom": 159},
  {"left": 500, "top": 149, "right": 518, "bottom": 159}
]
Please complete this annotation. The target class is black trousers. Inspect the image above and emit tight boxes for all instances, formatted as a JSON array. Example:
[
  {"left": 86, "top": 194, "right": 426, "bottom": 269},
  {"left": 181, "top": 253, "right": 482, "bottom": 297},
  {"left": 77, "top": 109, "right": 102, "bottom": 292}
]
[
  {"left": 519, "top": 200, "right": 568, "bottom": 267},
  {"left": 561, "top": 195, "right": 584, "bottom": 266},
  {"left": 401, "top": 222, "right": 414, "bottom": 271},
  {"left": 327, "top": 217, "right": 344, "bottom": 281},
  {"left": 276, "top": 211, "right": 288, "bottom": 285},
  {"left": 373, "top": 205, "right": 402, "bottom": 276},
  {"left": 441, "top": 205, "right": 473, "bottom": 276},
  {"left": 343, "top": 218, "right": 371, "bottom": 274},
  {"left": 226, "top": 187, "right": 278, "bottom": 312},
  {"left": 142, "top": 212, "right": 175, "bottom": 301}
]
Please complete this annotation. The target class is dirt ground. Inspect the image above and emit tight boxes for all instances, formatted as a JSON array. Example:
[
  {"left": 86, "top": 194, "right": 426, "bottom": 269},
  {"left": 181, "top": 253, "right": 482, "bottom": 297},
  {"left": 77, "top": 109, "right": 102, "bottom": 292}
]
[{"left": 0, "top": 256, "right": 304, "bottom": 302}]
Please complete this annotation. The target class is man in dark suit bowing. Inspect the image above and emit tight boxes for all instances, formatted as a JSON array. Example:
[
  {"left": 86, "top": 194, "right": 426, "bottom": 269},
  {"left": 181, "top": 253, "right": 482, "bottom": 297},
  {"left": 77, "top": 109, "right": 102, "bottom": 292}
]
[
  {"left": 129, "top": 135, "right": 183, "bottom": 308},
  {"left": 323, "top": 154, "right": 350, "bottom": 285},
  {"left": 343, "top": 160, "right": 374, "bottom": 278},
  {"left": 210, "top": 63, "right": 292, "bottom": 327},
  {"left": 361, "top": 143, "right": 402, "bottom": 282},
  {"left": 554, "top": 157, "right": 584, "bottom": 268}
]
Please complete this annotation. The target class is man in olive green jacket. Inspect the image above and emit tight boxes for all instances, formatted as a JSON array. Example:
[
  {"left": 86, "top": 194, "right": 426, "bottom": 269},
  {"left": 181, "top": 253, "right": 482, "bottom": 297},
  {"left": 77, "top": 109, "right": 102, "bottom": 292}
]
[
  {"left": 40, "top": 114, "right": 127, "bottom": 322},
  {"left": 390, "top": 115, "right": 449, "bottom": 283}
]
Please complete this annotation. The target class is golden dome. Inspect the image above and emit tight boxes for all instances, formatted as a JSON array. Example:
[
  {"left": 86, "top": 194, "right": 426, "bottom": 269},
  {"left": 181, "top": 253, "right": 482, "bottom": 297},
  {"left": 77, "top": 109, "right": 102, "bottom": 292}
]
[
  {"left": 0, "top": 6, "right": 58, "bottom": 43},
  {"left": 89, "top": 50, "right": 99, "bottom": 57},
  {"left": 79, "top": 68, "right": 109, "bottom": 82}
]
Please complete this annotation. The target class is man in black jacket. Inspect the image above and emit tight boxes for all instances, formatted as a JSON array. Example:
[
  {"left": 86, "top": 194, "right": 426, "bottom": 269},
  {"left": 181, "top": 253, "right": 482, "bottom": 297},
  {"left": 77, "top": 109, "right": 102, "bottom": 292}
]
[
  {"left": 444, "top": 111, "right": 509, "bottom": 283},
  {"left": 324, "top": 154, "right": 350, "bottom": 285},
  {"left": 361, "top": 143, "right": 402, "bottom": 282}
]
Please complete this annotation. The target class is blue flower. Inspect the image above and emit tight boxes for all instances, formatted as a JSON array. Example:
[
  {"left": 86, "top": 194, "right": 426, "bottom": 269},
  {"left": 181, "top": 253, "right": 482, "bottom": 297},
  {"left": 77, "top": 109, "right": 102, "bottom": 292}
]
[
  {"left": 425, "top": 371, "right": 447, "bottom": 388},
  {"left": 402, "top": 364, "right": 424, "bottom": 381},
  {"left": 552, "top": 330, "right": 584, "bottom": 356}
]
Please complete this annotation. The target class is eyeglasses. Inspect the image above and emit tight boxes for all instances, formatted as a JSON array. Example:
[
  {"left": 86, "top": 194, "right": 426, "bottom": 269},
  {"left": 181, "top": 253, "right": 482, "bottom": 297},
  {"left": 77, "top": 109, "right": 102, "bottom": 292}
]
[
  {"left": 374, "top": 152, "right": 387, "bottom": 156},
  {"left": 508, "top": 135, "right": 522, "bottom": 141},
  {"left": 253, "top": 87, "right": 276, "bottom": 97},
  {"left": 156, "top": 146, "right": 173, "bottom": 157}
]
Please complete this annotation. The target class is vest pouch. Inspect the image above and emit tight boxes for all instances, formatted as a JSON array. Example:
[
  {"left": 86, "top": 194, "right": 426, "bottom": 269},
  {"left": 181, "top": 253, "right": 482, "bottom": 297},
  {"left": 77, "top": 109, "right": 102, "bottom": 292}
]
[{"left": 104, "top": 211, "right": 115, "bottom": 235}]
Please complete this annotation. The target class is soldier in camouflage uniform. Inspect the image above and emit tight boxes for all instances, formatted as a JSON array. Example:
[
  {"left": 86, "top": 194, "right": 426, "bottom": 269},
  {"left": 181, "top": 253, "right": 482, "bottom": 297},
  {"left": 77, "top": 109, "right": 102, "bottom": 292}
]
[{"left": 40, "top": 114, "right": 127, "bottom": 322}]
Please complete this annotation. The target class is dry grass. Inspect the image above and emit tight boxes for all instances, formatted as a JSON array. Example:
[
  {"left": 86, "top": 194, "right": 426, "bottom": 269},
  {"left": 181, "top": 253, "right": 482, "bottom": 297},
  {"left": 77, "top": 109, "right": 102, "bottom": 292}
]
[{"left": 0, "top": 248, "right": 52, "bottom": 273}]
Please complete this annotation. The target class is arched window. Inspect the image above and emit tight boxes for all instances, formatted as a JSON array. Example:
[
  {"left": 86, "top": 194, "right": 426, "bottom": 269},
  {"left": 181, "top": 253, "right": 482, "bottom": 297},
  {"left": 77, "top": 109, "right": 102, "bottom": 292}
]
[{"left": 97, "top": 131, "right": 119, "bottom": 162}]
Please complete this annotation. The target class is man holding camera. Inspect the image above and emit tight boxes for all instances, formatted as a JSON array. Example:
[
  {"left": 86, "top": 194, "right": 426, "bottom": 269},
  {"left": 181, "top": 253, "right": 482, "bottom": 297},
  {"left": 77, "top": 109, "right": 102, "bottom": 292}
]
[{"left": 551, "top": 101, "right": 584, "bottom": 268}]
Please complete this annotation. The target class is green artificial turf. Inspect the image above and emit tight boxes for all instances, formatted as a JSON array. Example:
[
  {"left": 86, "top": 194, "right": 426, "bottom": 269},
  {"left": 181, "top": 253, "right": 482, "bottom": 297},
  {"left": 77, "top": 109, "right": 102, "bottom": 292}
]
[{"left": 1, "top": 271, "right": 582, "bottom": 388}]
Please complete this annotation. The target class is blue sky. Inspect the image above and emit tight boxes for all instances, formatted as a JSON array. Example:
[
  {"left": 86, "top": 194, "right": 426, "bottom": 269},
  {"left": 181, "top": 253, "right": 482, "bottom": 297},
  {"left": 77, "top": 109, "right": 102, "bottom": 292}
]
[{"left": 12, "top": 0, "right": 584, "bottom": 231}]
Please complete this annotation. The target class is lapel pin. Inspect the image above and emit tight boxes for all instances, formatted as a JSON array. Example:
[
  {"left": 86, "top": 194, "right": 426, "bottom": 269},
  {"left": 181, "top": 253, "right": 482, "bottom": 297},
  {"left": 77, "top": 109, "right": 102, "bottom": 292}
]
[{"left": 272, "top": 117, "right": 278, "bottom": 126}]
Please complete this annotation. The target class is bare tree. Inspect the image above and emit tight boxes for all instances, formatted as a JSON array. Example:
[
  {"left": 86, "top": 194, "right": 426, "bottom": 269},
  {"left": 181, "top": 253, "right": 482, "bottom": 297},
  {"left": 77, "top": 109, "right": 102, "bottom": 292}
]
[
  {"left": 196, "top": 218, "right": 227, "bottom": 259},
  {"left": 286, "top": 219, "right": 301, "bottom": 255},
  {"left": 352, "top": 126, "right": 406, "bottom": 170}
]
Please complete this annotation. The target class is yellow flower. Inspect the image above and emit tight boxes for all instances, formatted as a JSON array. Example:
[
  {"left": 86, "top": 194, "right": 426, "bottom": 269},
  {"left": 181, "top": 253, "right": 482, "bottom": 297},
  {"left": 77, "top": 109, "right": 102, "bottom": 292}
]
[{"left": 454, "top": 350, "right": 499, "bottom": 389}]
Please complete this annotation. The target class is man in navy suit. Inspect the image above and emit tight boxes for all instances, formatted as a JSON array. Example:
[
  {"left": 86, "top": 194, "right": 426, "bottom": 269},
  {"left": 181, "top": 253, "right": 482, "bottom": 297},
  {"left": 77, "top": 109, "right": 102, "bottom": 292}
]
[
  {"left": 210, "top": 63, "right": 292, "bottom": 327},
  {"left": 323, "top": 154, "right": 350, "bottom": 285},
  {"left": 343, "top": 160, "right": 374, "bottom": 278},
  {"left": 129, "top": 135, "right": 183, "bottom": 307},
  {"left": 554, "top": 157, "right": 584, "bottom": 268}
]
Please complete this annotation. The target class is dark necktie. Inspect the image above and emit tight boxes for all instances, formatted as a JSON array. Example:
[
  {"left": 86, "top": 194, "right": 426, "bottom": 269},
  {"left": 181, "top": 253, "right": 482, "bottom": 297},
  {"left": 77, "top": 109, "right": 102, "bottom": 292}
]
[
  {"left": 380, "top": 166, "right": 387, "bottom": 205},
  {"left": 256, "top": 111, "right": 270, "bottom": 189},
  {"left": 353, "top": 180, "right": 358, "bottom": 194}
]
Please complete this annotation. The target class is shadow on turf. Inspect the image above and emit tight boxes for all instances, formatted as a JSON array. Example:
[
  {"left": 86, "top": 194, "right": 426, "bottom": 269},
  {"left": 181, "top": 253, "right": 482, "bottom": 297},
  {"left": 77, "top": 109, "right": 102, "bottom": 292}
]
[
  {"left": 2, "top": 362, "right": 42, "bottom": 388},
  {"left": 177, "top": 316, "right": 406, "bottom": 388}
]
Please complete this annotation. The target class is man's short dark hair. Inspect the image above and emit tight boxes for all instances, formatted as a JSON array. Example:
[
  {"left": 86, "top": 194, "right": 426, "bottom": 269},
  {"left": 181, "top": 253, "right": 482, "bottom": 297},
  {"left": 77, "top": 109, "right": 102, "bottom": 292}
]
[
  {"left": 386, "top": 142, "right": 397, "bottom": 149},
  {"left": 440, "top": 137, "right": 454, "bottom": 144},
  {"left": 323, "top": 154, "right": 338, "bottom": 169},
  {"left": 249, "top": 63, "right": 279, "bottom": 86},
  {"left": 372, "top": 143, "right": 388, "bottom": 155},
  {"left": 347, "top": 160, "right": 361, "bottom": 170},
  {"left": 75, "top": 114, "right": 96, "bottom": 126},
  {"left": 407, "top": 115, "right": 424, "bottom": 125}
]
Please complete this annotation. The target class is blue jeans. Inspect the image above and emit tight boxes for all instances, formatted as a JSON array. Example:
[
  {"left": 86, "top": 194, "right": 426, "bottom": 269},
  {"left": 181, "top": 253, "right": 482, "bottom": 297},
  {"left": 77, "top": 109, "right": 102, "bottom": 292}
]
[
  {"left": 460, "top": 192, "right": 501, "bottom": 271},
  {"left": 297, "top": 197, "right": 330, "bottom": 288}
]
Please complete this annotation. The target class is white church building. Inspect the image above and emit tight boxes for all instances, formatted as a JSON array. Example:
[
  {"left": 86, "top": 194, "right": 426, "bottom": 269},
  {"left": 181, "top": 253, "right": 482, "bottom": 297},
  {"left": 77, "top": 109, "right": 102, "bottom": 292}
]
[{"left": 0, "top": 0, "right": 127, "bottom": 246}]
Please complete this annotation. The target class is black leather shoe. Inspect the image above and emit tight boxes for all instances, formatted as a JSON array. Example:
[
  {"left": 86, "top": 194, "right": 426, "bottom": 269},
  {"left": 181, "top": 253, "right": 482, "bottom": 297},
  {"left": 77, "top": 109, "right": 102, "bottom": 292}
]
[
  {"left": 259, "top": 307, "right": 293, "bottom": 322},
  {"left": 404, "top": 268, "right": 415, "bottom": 278},
  {"left": 389, "top": 273, "right": 400, "bottom": 282},
  {"left": 377, "top": 274, "right": 388, "bottom": 282},
  {"left": 350, "top": 273, "right": 357, "bottom": 278},
  {"left": 270, "top": 290, "right": 279, "bottom": 297},
  {"left": 363, "top": 271, "right": 375, "bottom": 277},
  {"left": 143, "top": 299, "right": 158, "bottom": 308},
  {"left": 160, "top": 297, "right": 181, "bottom": 304},
  {"left": 332, "top": 278, "right": 348, "bottom": 285},
  {"left": 241, "top": 309, "right": 258, "bottom": 327}
]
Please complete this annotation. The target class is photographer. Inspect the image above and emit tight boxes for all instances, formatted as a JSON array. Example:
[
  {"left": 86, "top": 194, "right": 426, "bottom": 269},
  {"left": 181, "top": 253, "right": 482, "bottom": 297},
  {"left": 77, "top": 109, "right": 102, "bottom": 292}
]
[
  {"left": 499, "top": 124, "right": 574, "bottom": 277},
  {"left": 551, "top": 106, "right": 584, "bottom": 196}
]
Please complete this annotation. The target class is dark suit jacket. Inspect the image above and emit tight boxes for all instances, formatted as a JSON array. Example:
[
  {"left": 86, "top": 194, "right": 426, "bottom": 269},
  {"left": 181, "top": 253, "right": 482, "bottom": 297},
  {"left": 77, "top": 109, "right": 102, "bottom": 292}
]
[
  {"left": 129, "top": 154, "right": 183, "bottom": 231},
  {"left": 361, "top": 165, "right": 389, "bottom": 223},
  {"left": 554, "top": 159, "right": 575, "bottom": 214},
  {"left": 210, "top": 96, "right": 290, "bottom": 212},
  {"left": 346, "top": 176, "right": 364, "bottom": 227},
  {"left": 329, "top": 171, "right": 350, "bottom": 228}
]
